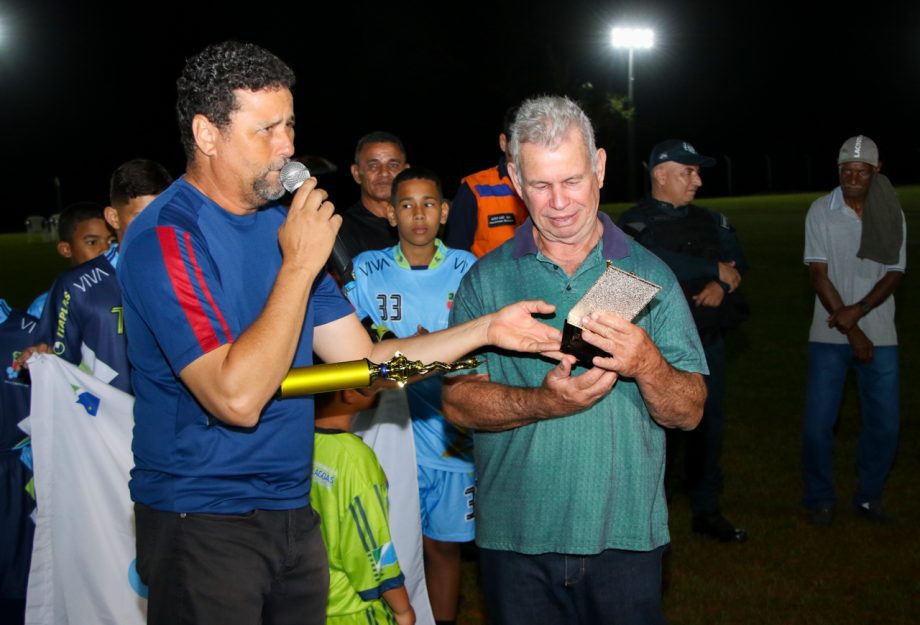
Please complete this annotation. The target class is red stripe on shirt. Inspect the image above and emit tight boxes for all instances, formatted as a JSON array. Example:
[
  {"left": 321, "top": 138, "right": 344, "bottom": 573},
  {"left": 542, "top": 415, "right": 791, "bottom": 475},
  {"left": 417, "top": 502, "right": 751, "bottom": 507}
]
[
  {"left": 183, "top": 231, "right": 234, "bottom": 343},
  {"left": 156, "top": 226, "right": 221, "bottom": 352}
]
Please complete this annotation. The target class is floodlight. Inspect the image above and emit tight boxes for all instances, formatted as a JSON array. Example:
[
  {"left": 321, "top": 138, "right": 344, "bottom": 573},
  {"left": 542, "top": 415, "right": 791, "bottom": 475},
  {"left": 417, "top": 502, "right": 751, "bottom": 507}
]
[{"left": 610, "top": 27, "right": 654, "bottom": 50}]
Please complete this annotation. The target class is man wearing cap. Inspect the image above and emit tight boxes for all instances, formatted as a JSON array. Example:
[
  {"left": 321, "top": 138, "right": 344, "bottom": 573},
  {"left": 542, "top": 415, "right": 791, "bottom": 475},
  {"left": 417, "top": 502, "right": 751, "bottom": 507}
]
[
  {"left": 801, "top": 135, "right": 906, "bottom": 526},
  {"left": 619, "top": 139, "right": 749, "bottom": 543}
]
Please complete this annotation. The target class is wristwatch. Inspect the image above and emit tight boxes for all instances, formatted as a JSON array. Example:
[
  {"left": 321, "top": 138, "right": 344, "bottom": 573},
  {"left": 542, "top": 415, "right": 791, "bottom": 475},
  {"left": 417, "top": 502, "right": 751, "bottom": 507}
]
[{"left": 858, "top": 299, "right": 872, "bottom": 316}]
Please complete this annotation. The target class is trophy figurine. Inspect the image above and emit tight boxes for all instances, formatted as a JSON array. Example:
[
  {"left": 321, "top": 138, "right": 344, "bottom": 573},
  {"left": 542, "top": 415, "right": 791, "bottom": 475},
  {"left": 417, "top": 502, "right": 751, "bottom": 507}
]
[{"left": 277, "top": 352, "right": 480, "bottom": 398}]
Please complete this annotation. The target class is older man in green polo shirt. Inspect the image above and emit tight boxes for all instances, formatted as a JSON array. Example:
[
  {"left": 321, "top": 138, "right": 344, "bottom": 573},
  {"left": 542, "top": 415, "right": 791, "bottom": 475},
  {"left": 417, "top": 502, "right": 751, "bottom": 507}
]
[{"left": 443, "top": 96, "right": 708, "bottom": 625}]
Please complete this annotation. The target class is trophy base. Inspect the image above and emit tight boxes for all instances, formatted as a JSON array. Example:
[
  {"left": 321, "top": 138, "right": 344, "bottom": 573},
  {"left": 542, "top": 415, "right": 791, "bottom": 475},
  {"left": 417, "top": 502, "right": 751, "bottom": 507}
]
[{"left": 561, "top": 321, "right": 609, "bottom": 368}]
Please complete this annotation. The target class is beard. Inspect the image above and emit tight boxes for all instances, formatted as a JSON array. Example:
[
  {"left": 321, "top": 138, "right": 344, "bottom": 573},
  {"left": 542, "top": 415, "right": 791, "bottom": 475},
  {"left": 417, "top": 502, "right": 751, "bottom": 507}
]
[{"left": 253, "top": 163, "right": 286, "bottom": 202}]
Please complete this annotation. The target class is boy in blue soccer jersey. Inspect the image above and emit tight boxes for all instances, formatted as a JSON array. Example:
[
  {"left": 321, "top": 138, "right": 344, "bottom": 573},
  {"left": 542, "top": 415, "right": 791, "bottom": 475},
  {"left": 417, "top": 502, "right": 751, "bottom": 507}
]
[
  {"left": 27, "top": 202, "right": 116, "bottom": 318},
  {"left": 0, "top": 299, "right": 39, "bottom": 625},
  {"left": 311, "top": 389, "right": 415, "bottom": 625},
  {"left": 344, "top": 168, "right": 477, "bottom": 625},
  {"left": 24, "top": 160, "right": 172, "bottom": 393},
  {"left": 54, "top": 202, "right": 116, "bottom": 267}
]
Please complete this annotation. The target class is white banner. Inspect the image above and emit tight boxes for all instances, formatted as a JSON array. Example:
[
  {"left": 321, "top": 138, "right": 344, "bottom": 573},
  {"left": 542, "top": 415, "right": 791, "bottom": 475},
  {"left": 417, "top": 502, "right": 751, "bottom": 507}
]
[{"left": 25, "top": 353, "right": 146, "bottom": 625}]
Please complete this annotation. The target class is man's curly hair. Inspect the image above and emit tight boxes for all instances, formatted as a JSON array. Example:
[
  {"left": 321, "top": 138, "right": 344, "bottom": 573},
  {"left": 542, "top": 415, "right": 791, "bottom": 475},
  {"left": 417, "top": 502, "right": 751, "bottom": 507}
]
[{"left": 176, "top": 41, "right": 296, "bottom": 160}]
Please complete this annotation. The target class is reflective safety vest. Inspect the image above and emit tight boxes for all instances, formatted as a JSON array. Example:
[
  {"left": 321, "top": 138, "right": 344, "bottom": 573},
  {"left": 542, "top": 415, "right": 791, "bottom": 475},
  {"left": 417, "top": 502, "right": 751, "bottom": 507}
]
[{"left": 462, "top": 166, "right": 528, "bottom": 257}]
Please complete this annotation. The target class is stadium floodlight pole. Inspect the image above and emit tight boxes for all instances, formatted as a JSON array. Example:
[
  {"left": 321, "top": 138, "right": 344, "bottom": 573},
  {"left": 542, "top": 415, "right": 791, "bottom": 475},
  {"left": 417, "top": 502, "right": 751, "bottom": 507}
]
[{"left": 611, "top": 26, "right": 654, "bottom": 200}]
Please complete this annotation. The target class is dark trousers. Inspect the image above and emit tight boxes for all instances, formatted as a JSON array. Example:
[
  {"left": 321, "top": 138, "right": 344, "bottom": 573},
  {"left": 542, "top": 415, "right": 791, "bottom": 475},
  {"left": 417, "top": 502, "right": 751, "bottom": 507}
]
[
  {"left": 135, "top": 504, "right": 329, "bottom": 625},
  {"left": 0, "top": 455, "right": 34, "bottom": 602},
  {"left": 479, "top": 546, "right": 667, "bottom": 625},
  {"left": 667, "top": 337, "right": 725, "bottom": 515}
]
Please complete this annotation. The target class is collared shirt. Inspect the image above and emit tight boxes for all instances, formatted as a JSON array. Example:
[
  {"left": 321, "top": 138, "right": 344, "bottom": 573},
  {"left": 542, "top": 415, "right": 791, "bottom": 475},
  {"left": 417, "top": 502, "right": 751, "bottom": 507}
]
[
  {"left": 804, "top": 187, "right": 906, "bottom": 346},
  {"left": 449, "top": 212, "right": 706, "bottom": 554},
  {"left": 393, "top": 238, "right": 448, "bottom": 270}
]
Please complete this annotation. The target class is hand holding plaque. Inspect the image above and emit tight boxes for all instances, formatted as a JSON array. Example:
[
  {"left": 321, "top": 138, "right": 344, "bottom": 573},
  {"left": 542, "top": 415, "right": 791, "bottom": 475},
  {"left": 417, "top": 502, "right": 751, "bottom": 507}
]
[{"left": 561, "top": 262, "right": 661, "bottom": 366}]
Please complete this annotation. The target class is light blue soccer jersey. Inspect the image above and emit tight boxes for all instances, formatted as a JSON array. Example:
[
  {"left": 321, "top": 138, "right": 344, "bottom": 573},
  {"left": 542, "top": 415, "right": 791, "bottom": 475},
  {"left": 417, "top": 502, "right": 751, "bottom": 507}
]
[{"left": 344, "top": 240, "right": 476, "bottom": 471}]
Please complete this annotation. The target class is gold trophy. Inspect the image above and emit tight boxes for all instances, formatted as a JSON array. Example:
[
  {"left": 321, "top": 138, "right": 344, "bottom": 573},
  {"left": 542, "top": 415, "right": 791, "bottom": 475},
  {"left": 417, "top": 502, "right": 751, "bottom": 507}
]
[{"left": 277, "top": 352, "right": 480, "bottom": 398}]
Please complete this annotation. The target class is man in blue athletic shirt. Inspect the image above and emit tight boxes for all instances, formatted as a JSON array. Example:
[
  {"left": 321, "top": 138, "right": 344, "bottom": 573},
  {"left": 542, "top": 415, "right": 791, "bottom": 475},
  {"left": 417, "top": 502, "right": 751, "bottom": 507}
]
[
  {"left": 116, "top": 41, "right": 560, "bottom": 625},
  {"left": 25, "top": 160, "right": 172, "bottom": 393}
]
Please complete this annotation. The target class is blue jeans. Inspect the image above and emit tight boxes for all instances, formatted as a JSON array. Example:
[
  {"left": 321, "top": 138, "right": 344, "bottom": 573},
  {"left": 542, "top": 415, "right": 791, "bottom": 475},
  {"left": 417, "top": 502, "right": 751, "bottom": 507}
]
[
  {"left": 801, "top": 342, "right": 900, "bottom": 509},
  {"left": 479, "top": 546, "right": 667, "bottom": 625}
]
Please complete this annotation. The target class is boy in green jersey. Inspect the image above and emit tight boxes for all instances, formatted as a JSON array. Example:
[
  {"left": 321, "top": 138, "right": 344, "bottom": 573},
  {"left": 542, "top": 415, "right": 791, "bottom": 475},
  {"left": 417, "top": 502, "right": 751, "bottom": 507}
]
[{"left": 311, "top": 389, "right": 415, "bottom": 625}]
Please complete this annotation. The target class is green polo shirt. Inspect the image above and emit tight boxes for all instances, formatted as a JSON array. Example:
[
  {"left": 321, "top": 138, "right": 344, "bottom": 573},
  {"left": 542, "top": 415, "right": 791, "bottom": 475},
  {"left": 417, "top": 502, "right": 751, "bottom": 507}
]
[{"left": 448, "top": 212, "right": 706, "bottom": 554}]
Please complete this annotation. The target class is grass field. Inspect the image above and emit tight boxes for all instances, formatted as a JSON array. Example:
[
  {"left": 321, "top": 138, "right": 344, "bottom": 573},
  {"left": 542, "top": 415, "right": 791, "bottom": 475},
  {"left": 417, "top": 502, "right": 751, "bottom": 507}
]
[
  {"left": 2, "top": 188, "right": 918, "bottom": 624},
  {"left": 621, "top": 189, "right": 919, "bottom": 625}
]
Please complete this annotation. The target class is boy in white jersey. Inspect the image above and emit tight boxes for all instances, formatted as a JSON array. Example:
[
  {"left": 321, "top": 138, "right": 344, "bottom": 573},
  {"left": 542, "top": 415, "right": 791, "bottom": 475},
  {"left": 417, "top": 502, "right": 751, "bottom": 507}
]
[{"left": 344, "top": 168, "right": 476, "bottom": 625}]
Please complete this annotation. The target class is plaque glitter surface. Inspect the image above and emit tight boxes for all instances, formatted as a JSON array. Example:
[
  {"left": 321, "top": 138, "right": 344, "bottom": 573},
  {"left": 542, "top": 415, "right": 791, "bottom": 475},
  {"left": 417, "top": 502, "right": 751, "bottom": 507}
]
[{"left": 566, "top": 263, "right": 661, "bottom": 327}]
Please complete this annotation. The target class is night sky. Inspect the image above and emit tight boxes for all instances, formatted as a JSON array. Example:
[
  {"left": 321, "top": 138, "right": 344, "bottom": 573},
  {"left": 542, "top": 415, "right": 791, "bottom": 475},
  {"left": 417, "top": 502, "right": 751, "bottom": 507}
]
[{"left": 1, "top": 0, "right": 918, "bottom": 232}]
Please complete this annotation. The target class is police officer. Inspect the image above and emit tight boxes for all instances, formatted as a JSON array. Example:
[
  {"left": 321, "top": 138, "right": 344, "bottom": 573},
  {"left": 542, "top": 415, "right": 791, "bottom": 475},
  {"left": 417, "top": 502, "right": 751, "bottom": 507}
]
[{"left": 619, "top": 139, "right": 749, "bottom": 543}]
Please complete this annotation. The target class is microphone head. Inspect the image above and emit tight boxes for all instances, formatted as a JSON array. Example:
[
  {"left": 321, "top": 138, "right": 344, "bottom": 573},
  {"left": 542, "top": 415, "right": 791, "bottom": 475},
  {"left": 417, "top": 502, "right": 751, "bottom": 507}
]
[{"left": 280, "top": 161, "right": 311, "bottom": 193}]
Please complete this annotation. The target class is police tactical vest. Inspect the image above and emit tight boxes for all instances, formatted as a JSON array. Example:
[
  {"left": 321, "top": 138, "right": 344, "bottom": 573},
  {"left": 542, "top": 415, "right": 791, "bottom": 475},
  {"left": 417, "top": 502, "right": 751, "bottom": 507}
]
[{"left": 641, "top": 202, "right": 746, "bottom": 343}]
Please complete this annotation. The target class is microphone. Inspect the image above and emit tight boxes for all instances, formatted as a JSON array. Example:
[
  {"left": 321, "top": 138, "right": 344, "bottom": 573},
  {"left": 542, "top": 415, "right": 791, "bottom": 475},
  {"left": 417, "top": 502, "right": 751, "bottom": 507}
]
[
  {"left": 279, "top": 160, "right": 352, "bottom": 282},
  {"left": 280, "top": 160, "right": 311, "bottom": 193}
]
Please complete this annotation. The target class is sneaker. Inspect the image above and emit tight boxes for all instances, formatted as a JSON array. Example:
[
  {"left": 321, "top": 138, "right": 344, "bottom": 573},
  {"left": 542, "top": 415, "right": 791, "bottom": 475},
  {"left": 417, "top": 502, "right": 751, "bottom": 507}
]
[
  {"left": 853, "top": 501, "right": 894, "bottom": 524},
  {"left": 691, "top": 512, "right": 748, "bottom": 543},
  {"left": 809, "top": 506, "right": 834, "bottom": 526}
]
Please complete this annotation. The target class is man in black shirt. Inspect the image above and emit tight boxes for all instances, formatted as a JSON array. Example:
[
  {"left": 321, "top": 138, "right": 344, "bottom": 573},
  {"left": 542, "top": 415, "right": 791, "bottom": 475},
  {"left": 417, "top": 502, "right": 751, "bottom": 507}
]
[{"left": 332, "top": 132, "right": 409, "bottom": 282}]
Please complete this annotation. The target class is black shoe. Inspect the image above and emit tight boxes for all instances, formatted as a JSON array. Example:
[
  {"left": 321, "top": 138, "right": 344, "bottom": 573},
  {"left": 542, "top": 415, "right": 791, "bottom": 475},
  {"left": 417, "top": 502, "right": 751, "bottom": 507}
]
[
  {"left": 853, "top": 501, "right": 894, "bottom": 524},
  {"left": 809, "top": 506, "right": 834, "bottom": 526},
  {"left": 691, "top": 512, "right": 748, "bottom": 543}
]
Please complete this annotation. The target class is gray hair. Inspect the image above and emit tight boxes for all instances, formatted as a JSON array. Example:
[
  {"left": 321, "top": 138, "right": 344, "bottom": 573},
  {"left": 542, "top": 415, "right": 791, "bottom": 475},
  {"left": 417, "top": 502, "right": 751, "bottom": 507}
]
[{"left": 508, "top": 96, "right": 598, "bottom": 175}]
